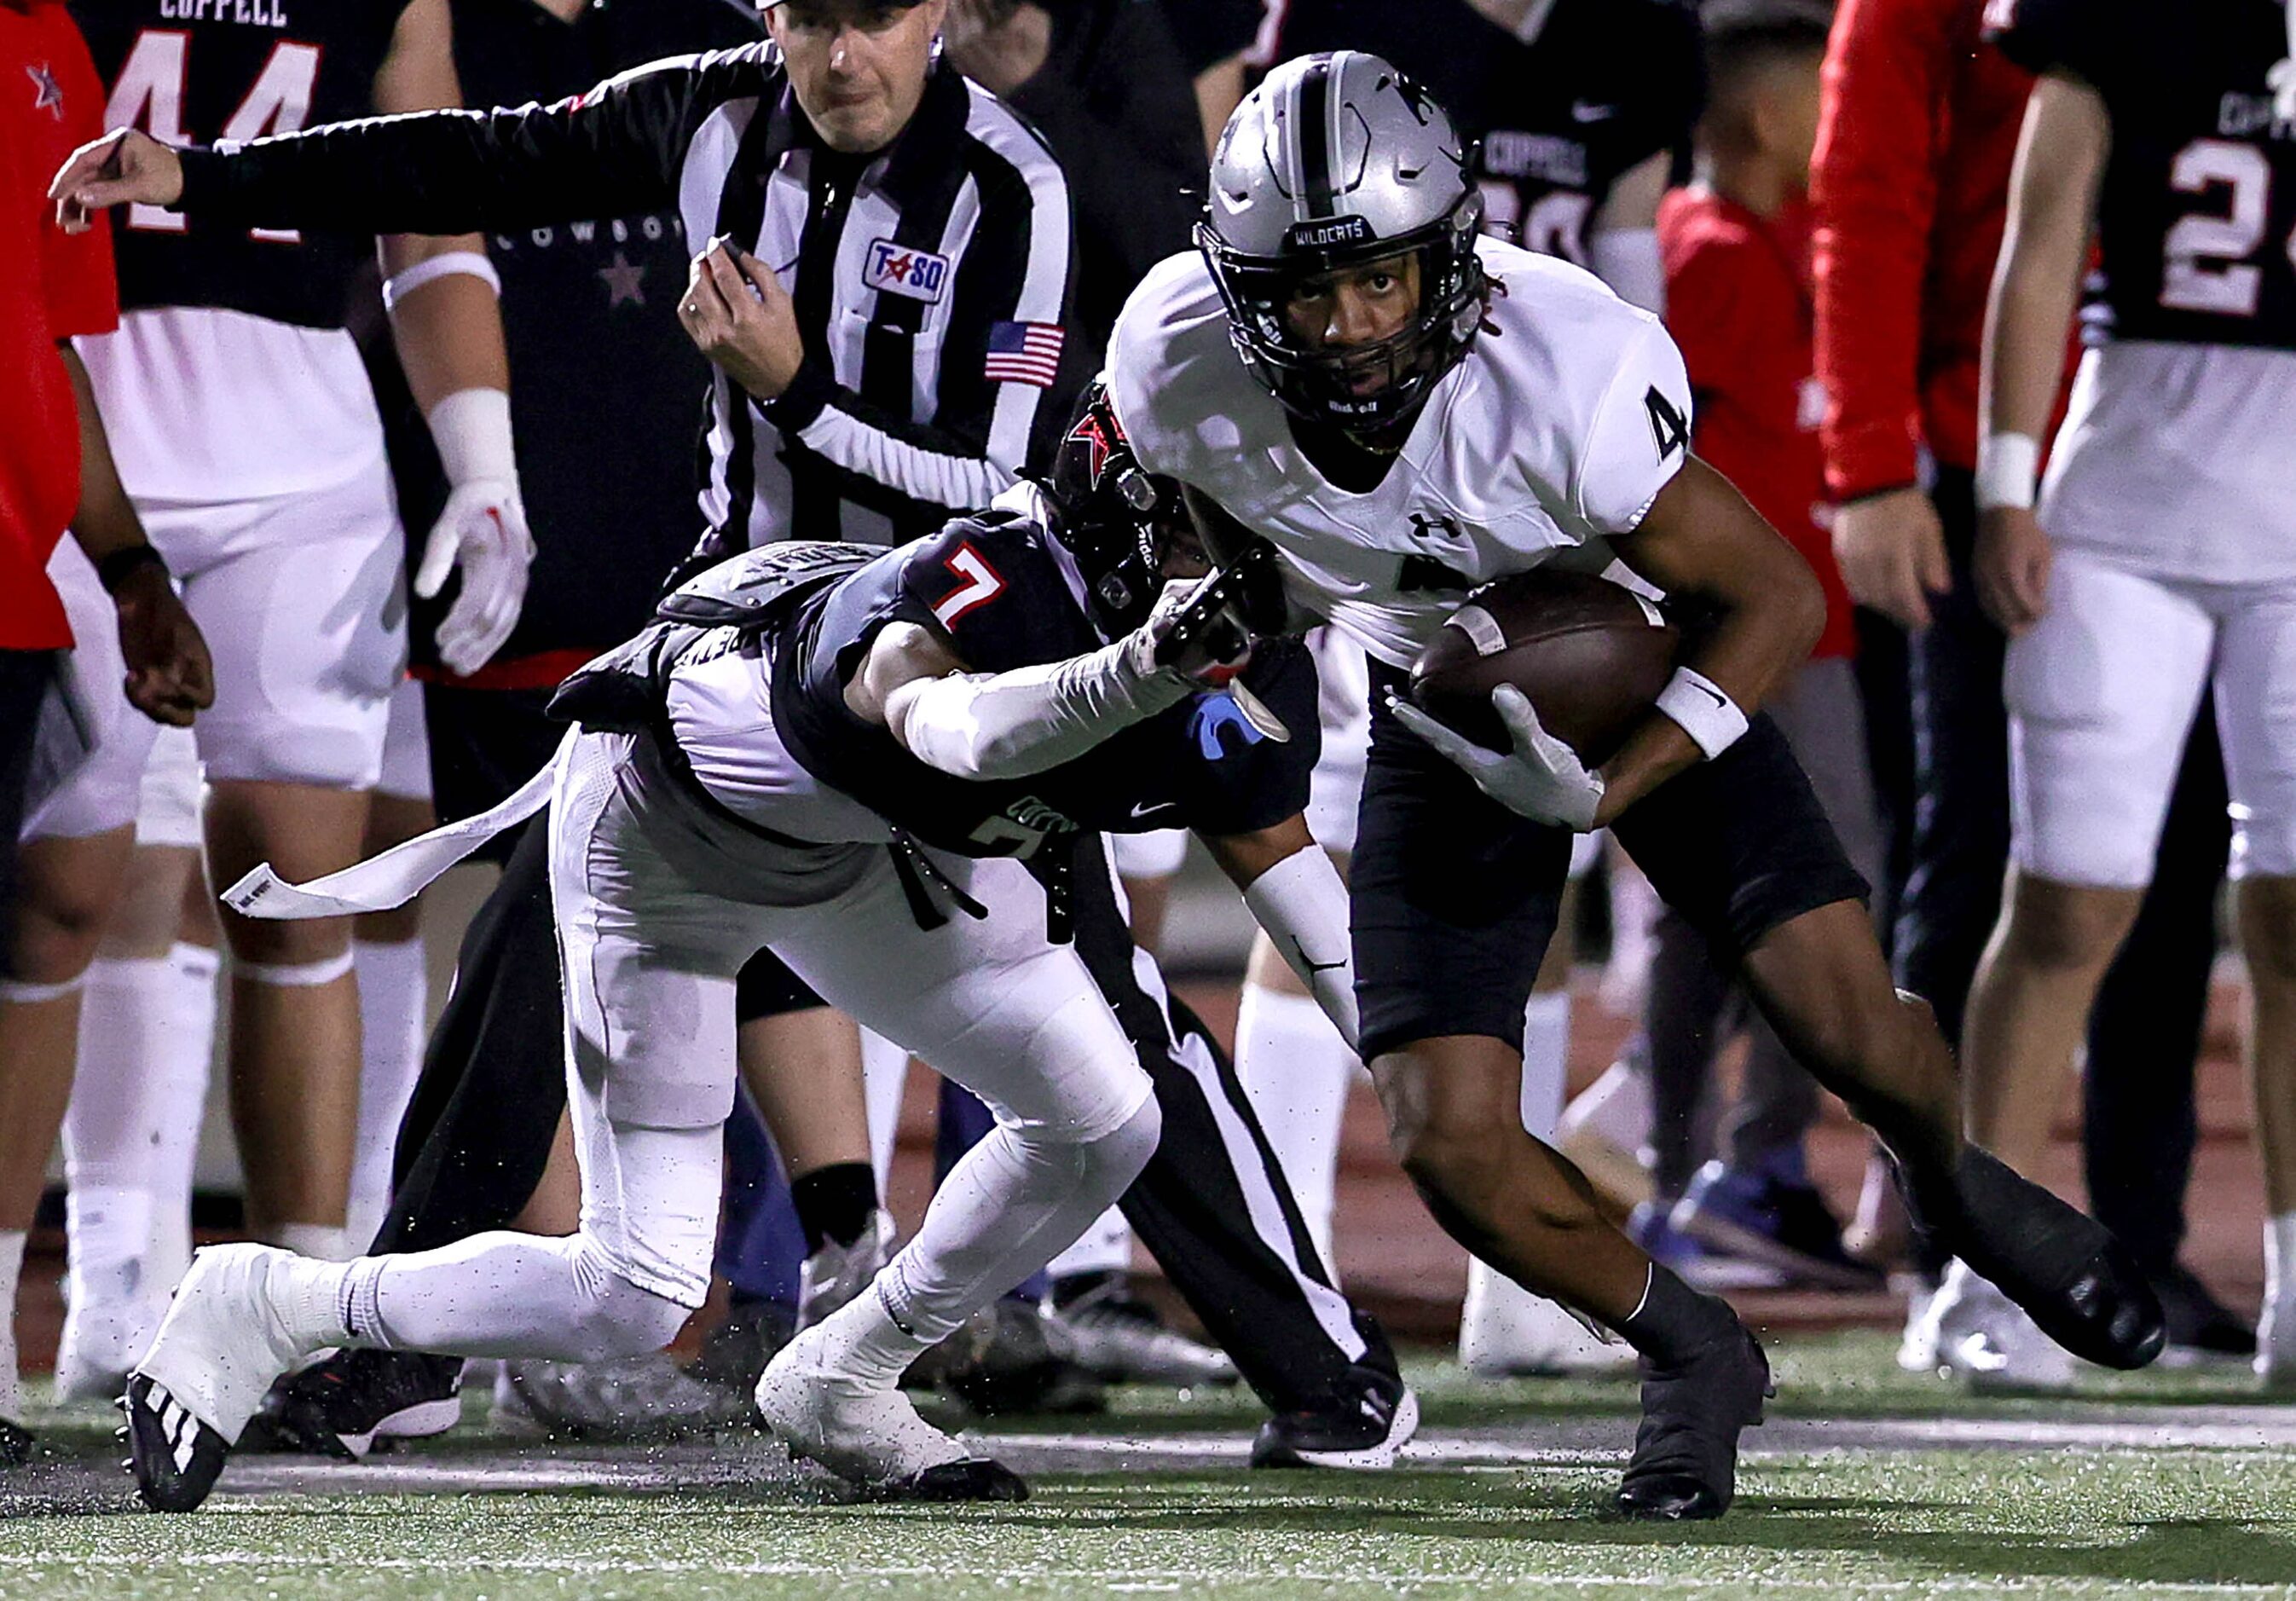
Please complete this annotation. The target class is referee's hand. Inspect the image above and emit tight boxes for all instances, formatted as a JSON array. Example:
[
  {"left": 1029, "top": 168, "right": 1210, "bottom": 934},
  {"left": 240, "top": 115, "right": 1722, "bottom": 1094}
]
[
  {"left": 51, "top": 129, "right": 183, "bottom": 233},
  {"left": 681, "top": 240, "right": 805, "bottom": 402}
]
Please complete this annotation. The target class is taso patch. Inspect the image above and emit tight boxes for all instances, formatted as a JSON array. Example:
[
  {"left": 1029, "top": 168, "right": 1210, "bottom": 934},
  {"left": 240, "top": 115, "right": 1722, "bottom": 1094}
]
[{"left": 864, "top": 239, "right": 951, "bottom": 303}]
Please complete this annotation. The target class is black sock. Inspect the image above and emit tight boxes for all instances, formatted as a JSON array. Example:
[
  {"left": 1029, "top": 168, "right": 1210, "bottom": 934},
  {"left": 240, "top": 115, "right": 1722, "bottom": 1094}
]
[
  {"left": 789, "top": 1161, "right": 878, "bottom": 1254},
  {"left": 1617, "top": 1263, "right": 1740, "bottom": 1367}
]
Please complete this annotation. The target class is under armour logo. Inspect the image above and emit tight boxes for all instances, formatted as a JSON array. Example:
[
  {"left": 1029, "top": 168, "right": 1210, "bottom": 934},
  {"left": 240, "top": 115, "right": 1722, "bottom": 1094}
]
[{"left": 1408, "top": 511, "right": 1463, "bottom": 542}]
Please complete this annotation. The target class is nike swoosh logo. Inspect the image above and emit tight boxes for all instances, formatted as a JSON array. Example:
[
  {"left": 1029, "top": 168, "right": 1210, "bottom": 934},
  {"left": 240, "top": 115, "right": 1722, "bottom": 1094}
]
[
  {"left": 1130, "top": 801, "right": 1176, "bottom": 821},
  {"left": 1692, "top": 681, "right": 1726, "bottom": 708},
  {"left": 1289, "top": 936, "right": 1345, "bottom": 976}
]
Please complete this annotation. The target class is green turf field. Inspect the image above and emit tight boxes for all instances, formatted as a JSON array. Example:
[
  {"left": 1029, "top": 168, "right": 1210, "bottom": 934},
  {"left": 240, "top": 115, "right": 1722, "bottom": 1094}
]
[{"left": 3, "top": 1334, "right": 2293, "bottom": 1598}]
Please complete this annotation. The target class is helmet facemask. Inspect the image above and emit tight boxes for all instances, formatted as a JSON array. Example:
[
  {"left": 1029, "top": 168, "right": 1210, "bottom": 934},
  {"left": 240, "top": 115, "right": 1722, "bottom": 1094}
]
[{"left": 1040, "top": 387, "right": 1192, "bottom": 638}]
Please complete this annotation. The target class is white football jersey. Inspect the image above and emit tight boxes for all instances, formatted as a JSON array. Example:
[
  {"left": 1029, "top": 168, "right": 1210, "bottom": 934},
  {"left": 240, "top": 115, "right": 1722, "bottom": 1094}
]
[{"left": 1109, "top": 236, "right": 1692, "bottom": 669}]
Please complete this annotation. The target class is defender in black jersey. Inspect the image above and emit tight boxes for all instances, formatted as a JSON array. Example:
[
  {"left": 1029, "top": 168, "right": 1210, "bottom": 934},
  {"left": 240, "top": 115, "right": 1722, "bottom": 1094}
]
[
  {"left": 117, "top": 390, "right": 1409, "bottom": 1511},
  {"left": 1957, "top": 0, "right": 2296, "bottom": 1387}
]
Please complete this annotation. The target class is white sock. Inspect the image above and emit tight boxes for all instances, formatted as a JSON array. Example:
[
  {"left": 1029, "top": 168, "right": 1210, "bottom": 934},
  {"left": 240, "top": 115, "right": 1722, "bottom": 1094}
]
[
  {"left": 1235, "top": 982, "right": 1353, "bottom": 1270},
  {"left": 0, "top": 1232, "right": 25, "bottom": 1419},
  {"left": 824, "top": 1101, "right": 1163, "bottom": 1389},
  {"left": 859, "top": 1028, "right": 911, "bottom": 1186},
  {"left": 274, "top": 1223, "right": 355, "bottom": 1262},
  {"left": 350, "top": 939, "right": 427, "bottom": 1251},
  {"left": 2268, "top": 1213, "right": 2296, "bottom": 1308},
  {"left": 1046, "top": 1208, "right": 1133, "bottom": 1282},
  {"left": 1521, "top": 991, "right": 1573, "bottom": 1144},
  {"left": 65, "top": 946, "right": 217, "bottom": 1314}
]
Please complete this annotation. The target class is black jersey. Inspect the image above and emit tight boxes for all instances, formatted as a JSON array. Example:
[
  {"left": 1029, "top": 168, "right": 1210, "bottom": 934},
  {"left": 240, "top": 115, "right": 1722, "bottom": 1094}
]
[
  {"left": 771, "top": 508, "right": 1321, "bottom": 863},
  {"left": 1259, "top": 0, "right": 1702, "bottom": 265},
  {"left": 1992, "top": 0, "right": 2296, "bottom": 350},
  {"left": 69, "top": 0, "right": 411, "bottom": 328}
]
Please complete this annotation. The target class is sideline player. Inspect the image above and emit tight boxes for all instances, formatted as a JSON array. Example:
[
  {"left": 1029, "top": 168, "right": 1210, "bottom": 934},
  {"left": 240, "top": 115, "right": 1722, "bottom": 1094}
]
[
  {"left": 1953, "top": 0, "right": 2296, "bottom": 1386},
  {"left": 1107, "top": 52, "right": 2167, "bottom": 1518}
]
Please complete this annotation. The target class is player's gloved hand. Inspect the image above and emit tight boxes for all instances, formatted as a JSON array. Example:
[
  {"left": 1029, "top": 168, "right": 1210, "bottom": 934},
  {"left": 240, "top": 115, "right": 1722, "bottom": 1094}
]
[
  {"left": 418, "top": 389, "right": 535, "bottom": 676},
  {"left": 1127, "top": 576, "right": 1252, "bottom": 688},
  {"left": 1389, "top": 684, "right": 1605, "bottom": 831}
]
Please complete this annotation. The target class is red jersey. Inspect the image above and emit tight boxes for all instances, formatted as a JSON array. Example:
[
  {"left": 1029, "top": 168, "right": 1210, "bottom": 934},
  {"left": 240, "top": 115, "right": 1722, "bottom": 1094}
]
[
  {"left": 1, "top": 0, "right": 115, "bottom": 650},
  {"left": 1660, "top": 187, "right": 1855, "bottom": 660},
  {"left": 1810, "top": 0, "right": 2033, "bottom": 502}
]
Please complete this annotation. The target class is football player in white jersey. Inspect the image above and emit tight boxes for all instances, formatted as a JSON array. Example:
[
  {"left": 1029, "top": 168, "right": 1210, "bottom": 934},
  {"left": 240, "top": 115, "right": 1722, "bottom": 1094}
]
[{"left": 1109, "top": 52, "right": 2170, "bottom": 1519}]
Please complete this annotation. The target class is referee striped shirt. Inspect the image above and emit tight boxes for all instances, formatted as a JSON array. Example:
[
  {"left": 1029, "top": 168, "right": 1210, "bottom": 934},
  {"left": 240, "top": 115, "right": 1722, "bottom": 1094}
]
[{"left": 176, "top": 42, "right": 1084, "bottom": 550}]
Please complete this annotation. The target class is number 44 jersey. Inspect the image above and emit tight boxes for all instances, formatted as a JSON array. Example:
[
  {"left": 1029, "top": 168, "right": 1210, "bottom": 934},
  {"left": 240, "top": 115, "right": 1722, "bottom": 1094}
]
[
  {"left": 1987, "top": 0, "right": 2296, "bottom": 581},
  {"left": 68, "top": 1, "right": 410, "bottom": 330}
]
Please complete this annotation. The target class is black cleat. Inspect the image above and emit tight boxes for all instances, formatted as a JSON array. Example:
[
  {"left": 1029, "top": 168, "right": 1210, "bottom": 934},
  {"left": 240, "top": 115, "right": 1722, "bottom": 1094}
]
[
  {"left": 1615, "top": 1320, "right": 1772, "bottom": 1521},
  {"left": 889, "top": 1458, "right": 1031, "bottom": 1503},
  {"left": 1249, "top": 1364, "right": 1420, "bottom": 1471},
  {"left": 1914, "top": 1147, "right": 2167, "bottom": 1372},
  {"left": 2152, "top": 1264, "right": 2255, "bottom": 1361},
  {"left": 244, "top": 1349, "right": 464, "bottom": 1459},
  {"left": 0, "top": 1417, "right": 32, "bottom": 1469},
  {"left": 124, "top": 1373, "right": 232, "bottom": 1512}
]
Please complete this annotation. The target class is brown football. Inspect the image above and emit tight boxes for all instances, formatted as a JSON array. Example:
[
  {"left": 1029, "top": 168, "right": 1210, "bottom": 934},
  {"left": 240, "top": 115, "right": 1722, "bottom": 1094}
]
[{"left": 1408, "top": 569, "right": 1680, "bottom": 763}]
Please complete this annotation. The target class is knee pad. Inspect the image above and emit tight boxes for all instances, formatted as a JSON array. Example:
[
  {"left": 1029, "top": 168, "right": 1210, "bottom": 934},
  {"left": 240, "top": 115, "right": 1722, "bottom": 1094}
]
[{"left": 559, "top": 1233, "right": 696, "bottom": 1361}]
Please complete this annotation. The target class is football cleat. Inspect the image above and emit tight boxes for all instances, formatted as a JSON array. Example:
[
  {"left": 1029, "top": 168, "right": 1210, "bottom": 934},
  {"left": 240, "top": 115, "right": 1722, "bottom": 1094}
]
[
  {"left": 1910, "top": 1147, "right": 2165, "bottom": 1371},
  {"left": 796, "top": 1211, "right": 897, "bottom": 1332},
  {"left": 1669, "top": 1159, "right": 1883, "bottom": 1292},
  {"left": 2149, "top": 1265, "right": 2253, "bottom": 1363},
  {"left": 246, "top": 1350, "right": 465, "bottom": 1459},
  {"left": 1249, "top": 1364, "right": 1419, "bottom": 1470},
  {"left": 1614, "top": 1317, "right": 1772, "bottom": 1521},
  {"left": 1047, "top": 1272, "right": 1239, "bottom": 1388},
  {"left": 1924, "top": 1261, "right": 2075, "bottom": 1393},
  {"left": 756, "top": 1321, "right": 1027, "bottom": 1500},
  {"left": 124, "top": 1373, "right": 231, "bottom": 1512}
]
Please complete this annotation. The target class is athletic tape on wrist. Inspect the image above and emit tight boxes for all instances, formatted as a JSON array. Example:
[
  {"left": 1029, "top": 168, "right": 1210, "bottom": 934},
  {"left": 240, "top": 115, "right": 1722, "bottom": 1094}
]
[
  {"left": 382, "top": 251, "right": 501, "bottom": 312},
  {"left": 425, "top": 387, "right": 518, "bottom": 488},
  {"left": 1654, "top": 667, "right": 1749, "bottom": 761},
  {"left": 235, "top": 950, "right": 356, "bottom": 988},
  {"left": 1975, "top": 431, "right": 2040, "bottom": 512}
]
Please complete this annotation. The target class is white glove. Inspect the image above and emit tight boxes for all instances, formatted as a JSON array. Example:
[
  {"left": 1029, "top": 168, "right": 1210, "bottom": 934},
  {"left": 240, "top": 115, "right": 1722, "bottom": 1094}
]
[
  {"left": 1388, "top": 684, "right": 1606, "bottom": 831},
  {"left": 418, "top": 389, "right": 535, "bottom": 676},
  {"left": 1125, "top": 576, "right": 1252, "bottom": 687}
]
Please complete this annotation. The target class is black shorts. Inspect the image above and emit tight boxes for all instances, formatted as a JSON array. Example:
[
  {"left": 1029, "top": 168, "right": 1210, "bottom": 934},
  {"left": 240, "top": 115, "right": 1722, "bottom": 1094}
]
[
  {"left": 422, "top": 684, "right": 569, "bottom": 864},
  {"left": 1352, "top": 663, "right": 1869, "bottom": 1063}
]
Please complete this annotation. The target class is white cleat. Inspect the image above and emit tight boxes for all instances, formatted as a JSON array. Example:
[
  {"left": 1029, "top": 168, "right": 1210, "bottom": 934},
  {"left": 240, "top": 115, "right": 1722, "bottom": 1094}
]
[
  {"left": 795, "top": 1211, "right": 898, "bottom": 1332},
  {"left": 754, "top": 1322, "right": 1026, "bottom": 1501},
  {"left": 1458, "top": 1261, "right": 1634, "bottom": 1377},
  {"left": 125, "top": 1244, "right": 311, "bottom": 1511},
  {"left": 1928, "top": 1260, "right": 2076, "bottom": 1393}
]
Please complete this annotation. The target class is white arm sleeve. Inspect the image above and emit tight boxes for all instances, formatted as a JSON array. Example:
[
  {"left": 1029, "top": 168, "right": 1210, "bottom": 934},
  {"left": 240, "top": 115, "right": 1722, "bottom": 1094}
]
[
  {"left": 1241, "top": 845, "right": 1358, "bottom": 1050},
  {"left": 890, "top": 642, "right": 1194, "bottom": 782},
  {"left": 1572, "top": 317, "right": 1693, "bottom": 537}
]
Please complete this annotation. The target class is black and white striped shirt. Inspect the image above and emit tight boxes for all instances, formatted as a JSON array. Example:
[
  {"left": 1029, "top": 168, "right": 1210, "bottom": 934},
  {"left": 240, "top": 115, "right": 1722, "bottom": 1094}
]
[{"left": 176, "top": 42, "right": 1084, "bottom": 550}]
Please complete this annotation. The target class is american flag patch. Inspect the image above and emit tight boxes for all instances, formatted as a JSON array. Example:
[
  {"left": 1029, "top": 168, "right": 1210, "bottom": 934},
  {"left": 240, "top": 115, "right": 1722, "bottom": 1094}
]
[{"left": 984, "top": 321, "right": 1064, "bottom": 388}]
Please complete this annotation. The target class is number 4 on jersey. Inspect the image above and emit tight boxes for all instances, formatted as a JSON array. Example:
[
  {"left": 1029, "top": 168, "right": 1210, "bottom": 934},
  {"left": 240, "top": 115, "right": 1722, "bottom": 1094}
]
[
  {"left": 107, "top": 31, "right": 319, "bottom": 241},
  {"left": 1645, "top": 385, "right": 1690, "bottom": 462}
]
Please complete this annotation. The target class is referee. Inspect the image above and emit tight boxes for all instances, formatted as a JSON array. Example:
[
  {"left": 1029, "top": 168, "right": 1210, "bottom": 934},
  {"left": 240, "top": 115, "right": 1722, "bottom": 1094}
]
[{"left": 55, "top": 0, "right": 1086, "bottom": 1442}]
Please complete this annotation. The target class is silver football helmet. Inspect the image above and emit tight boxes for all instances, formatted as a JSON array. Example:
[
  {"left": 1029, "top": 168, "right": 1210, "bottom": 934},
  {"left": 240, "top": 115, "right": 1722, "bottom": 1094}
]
[{"left": 1196, "top": 51, "right": 1485, "bottom": 435}]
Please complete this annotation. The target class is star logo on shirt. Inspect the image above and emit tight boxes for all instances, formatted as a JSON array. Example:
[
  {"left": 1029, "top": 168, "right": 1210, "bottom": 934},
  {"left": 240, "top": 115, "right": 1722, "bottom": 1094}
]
[
  {"left": 599, "top": 250, "right": 646, "bottom": 308},
  {"left": 26, "top": 62, "right": 65, "bottom": 119}
]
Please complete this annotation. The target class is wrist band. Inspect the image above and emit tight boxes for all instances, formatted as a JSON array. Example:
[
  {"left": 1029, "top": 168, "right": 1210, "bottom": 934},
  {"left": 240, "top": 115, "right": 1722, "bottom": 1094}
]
[
  {"left": 95, "top": 544, "right": 168, "bottom": 595},
  {"left": 1975, "top": 431, "right": 2041, "bottom": 512},
  {"left": 382, "top": 251, "right": 501, "bottom": 312},
  {"left": 1654, "top": 666, "right": 1749, "bottom": 761}
]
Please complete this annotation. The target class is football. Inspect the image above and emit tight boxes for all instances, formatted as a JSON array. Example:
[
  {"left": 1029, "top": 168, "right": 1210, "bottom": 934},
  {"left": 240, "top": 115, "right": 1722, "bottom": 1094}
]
[{"left": 1408, "top": 569, "right": 1680, "bottom": 763}]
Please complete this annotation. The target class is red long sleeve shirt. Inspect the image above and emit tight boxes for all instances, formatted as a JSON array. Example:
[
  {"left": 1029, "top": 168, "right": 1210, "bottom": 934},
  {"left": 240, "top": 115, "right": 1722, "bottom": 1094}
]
[
  {"left": 1661, "top": 188, "right": 1856, "bottom": 660},
  {"left": 0, "top": 0, "right": 114, "bottom": 650},
  {"left": 1810, "top": 0, "right": 2033, "bottom": 502}
]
